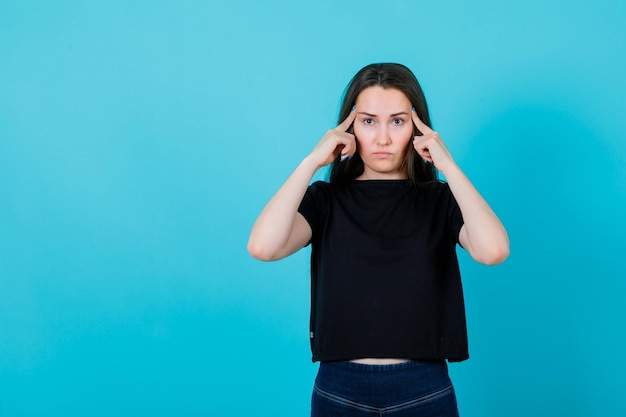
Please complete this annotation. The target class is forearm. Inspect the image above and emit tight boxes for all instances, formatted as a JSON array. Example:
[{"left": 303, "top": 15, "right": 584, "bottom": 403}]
[
  {"left": 247, "top": 155, "right": 318, "bottom": 260},
  {"left": 443, "top": 163, "right": 510, "bottom": 265}
]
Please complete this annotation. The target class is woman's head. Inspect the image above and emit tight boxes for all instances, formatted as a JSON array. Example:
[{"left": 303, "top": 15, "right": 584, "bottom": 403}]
[{"left": 329, "top": 63, "right": 437, "bottom": 185}]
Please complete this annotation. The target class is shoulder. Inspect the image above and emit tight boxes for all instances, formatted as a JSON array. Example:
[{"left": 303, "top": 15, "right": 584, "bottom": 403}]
[
  {"left": 302, "top": 181, "right": 334, "bottom": 209},
  {"left": 418, "top": 180, "right": 451, "bottom": 197},
  {"left": 309, "top": 180, "right": 330, "bottom": 191},
  {"left": 416, "top": 181, "right": 460, "bottom": 211},
  {"left": 307, "top": 180, "right": 348, "bottom": 196},
  {"left": 306, "top": 180, "right": 331, "bottom": 198}
]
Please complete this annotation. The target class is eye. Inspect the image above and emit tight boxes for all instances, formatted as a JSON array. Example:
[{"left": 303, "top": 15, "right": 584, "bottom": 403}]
[
  {"left": 363, "top": 118, "right": 374, "bottom": 125},
  {"left": 392, "top": 118, "right": 404, "bottom": 125}
]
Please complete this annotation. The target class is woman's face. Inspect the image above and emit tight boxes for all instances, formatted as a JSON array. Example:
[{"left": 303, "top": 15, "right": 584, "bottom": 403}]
[{"left": 353, "top": 86, "right": 413, "bottom": 180}]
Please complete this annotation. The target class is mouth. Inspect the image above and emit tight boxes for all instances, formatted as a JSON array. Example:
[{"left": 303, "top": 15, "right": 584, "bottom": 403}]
[{"left": 373, "top": 152, "right": 391, "bottom": 158}]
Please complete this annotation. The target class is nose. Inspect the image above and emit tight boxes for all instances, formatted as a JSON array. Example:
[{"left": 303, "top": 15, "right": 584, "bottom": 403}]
[{"left": 377, "top": 125, "right": 392, "bottom": 146}]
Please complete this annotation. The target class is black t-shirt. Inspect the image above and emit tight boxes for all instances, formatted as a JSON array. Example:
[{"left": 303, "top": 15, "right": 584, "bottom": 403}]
[{"left": 298, "top": 179, "right": 469, "bottom": 362}]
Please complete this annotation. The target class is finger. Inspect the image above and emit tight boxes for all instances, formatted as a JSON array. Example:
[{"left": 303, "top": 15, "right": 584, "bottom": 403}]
[
  {"left": 336, "top": 105, "right": 357, "bottom": 132},
  {"left": 412, "top": 108, "right": 433, "bottom": 135},
  {"left": 339, "top": 136, "right": 356, "bottom": 161},
  {"left": 413, "top": 136, "right": 432, "bottom": 161}
]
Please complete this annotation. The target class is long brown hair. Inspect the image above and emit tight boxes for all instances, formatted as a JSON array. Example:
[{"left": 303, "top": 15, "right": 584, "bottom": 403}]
[{"left": 329, "top": 63, "right": 437, "bottom": 186}]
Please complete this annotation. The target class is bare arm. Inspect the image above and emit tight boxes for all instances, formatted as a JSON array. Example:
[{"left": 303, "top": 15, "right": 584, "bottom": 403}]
[
  {"left": 247, "top": 108, "right": 357, "bottom": 261},
  {"left": 412, "top": 110, "right": 510, "bottom": 265},
  {"left": 444, "top": 166, "right": 510, "bottom": 265},
  {"left": 246, "top": 157, "right": 317, "bottom": 261}
]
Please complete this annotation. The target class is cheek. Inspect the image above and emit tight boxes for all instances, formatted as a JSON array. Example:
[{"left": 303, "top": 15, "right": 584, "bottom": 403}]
[
  {"left": 353, "top": 125, "right": 373, "bottom": 143},
  {"left": 393, "top": 125, "right": 414, "bottom": 144}
]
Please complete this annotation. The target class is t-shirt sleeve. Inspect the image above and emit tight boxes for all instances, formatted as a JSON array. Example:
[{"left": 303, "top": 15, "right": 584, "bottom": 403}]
[
  {"left": 297, "top": 181, "right": 327, "bottom": 245},
  {"left": 444, "top": 183, "right": 465, "bottom": 246}
]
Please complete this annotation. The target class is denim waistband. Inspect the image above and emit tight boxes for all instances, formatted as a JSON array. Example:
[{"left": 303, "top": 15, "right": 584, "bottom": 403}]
[{"left": 315, "top": 359, "right": 453, "bottom": 409}]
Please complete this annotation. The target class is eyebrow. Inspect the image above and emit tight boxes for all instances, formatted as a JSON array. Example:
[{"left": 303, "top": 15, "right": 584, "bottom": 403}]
[{"left": 357, "top": 111, "right": 410, "bottom": 117}]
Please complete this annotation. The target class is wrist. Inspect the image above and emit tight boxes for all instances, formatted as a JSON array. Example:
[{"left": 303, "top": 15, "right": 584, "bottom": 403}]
[
  {"left": 438, "top": 159, "right": 461, "bottom": 179},
  {"left": 301, "top": 154, "right": 323, "bottom": 173}
]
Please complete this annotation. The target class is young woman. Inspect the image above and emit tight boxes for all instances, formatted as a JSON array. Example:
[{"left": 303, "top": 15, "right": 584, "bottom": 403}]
[{"left": 248, "top": 63, "right": 509, "bottom": 416}]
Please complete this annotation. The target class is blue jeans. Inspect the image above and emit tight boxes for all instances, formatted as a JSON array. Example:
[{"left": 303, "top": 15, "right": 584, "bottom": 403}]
[{"left": 311, "top": 360, "right": 459, "bottom": 417}]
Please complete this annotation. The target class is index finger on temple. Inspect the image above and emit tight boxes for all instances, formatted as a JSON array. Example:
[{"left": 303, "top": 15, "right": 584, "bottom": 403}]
[
  {"left": 412, "top": 108, "right": 432, "bottom": 135},
  {"left": 336, "top": 106, "right": 357, "bottom": 131}
]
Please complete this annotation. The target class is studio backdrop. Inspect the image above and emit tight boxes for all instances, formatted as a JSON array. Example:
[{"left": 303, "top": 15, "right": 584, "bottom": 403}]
[{"left": 1, "top": 1, "right": 625, "bottom": 416}]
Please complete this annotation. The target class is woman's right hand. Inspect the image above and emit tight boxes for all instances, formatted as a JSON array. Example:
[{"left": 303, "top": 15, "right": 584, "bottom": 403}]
[
  {"left": 248, "top": 107, "right": 357, "bottom": 261},
  {"left": 308, "top": 107, "right": 357, "bottom": 168}
]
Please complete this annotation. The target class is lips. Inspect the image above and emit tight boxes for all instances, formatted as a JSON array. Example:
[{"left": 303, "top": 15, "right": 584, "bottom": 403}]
[{"left": 373, "top": 152, "right": 391, "bottom": 158}]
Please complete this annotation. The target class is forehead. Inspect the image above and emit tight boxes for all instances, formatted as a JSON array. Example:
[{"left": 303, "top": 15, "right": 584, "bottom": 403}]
[{"left": 355, "top": 86, "right": 411, "bottom": 112}]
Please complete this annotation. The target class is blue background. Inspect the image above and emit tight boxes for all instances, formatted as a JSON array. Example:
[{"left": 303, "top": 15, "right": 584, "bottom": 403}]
[{"left": 1, "top": 1, "right": 625, "bottom": 415}]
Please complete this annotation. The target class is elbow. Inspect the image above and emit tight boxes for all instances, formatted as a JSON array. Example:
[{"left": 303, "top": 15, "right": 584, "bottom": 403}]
[
  {"left": 482, "top": 247, "right": 510, "bottom": 265},
  {"left": 247, "top": 238, "right": 278, "bottom": 262},
  {"left": 475, "top": 243, "right": 510, "bottom": 266}
]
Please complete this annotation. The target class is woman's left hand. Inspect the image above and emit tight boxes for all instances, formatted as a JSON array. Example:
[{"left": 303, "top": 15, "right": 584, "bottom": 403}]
[
  {"left": 412, "top": 109, "right": 455, "bottom": 174},
  {"left": 411, "top": 109, "right": 509, "bottom": 265}
]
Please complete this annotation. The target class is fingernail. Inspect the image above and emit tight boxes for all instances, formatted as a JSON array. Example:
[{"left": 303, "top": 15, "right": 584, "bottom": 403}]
[
  {"left": 412, "top": 106, "right": 415, "bottom": 111},
  {"left": 351, "top": 105, "right": 356, "bottom": 111}
]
